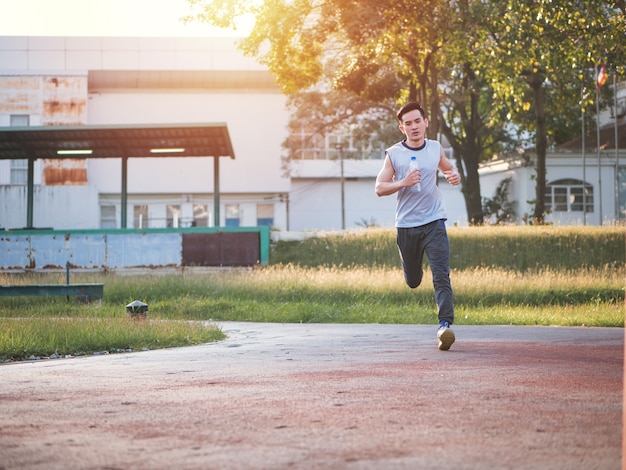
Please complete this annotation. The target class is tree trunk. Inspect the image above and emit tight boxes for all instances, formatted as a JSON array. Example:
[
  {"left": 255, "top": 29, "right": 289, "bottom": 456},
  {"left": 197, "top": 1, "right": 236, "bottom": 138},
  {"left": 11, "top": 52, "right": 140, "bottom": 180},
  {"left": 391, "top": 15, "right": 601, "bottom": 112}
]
[
  {"left": 463, "top": 67, "right": 484, "bottom": 225},
  {"left": 440, "top": 119, "right": 484, "bottom": 225},
  {"left": 461, "top": 138, "right": 484, "bottom": 225}
]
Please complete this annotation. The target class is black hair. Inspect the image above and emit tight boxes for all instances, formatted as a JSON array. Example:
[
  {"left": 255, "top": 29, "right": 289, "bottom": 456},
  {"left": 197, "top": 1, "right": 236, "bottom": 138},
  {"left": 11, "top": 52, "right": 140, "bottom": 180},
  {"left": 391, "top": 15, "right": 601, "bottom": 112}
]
[{"left": 397, "top": 102, "right": 427, "bottom": 123}]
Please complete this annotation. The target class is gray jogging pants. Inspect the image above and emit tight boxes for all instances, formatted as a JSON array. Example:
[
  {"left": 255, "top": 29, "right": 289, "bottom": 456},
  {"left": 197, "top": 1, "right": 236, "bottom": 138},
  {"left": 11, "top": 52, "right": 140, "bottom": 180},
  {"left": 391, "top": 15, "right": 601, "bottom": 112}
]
[{"left": 396, "top": 219, "right": 454, "bottom": 325}]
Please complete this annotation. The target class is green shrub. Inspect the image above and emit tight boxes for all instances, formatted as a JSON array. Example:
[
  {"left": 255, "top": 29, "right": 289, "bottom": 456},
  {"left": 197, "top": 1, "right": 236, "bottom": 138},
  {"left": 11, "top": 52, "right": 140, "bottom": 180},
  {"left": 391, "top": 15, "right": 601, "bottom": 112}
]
[{"left": 271, "top": 226, "right": 624, "bottom": 271}]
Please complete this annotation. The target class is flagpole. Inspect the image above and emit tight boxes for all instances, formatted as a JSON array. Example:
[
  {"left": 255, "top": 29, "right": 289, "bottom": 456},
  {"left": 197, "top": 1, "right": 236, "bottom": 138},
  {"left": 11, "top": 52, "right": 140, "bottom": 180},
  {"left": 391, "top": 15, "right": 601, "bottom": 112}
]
[
  {"left": 596, "top": 65, "right": 603, "bottom": 226},
  {"left": 614, "top": 71, "right": 620, "bottom": 224},
  {"left": 582, "top": 80, "right": 587, "bottom": 225}
]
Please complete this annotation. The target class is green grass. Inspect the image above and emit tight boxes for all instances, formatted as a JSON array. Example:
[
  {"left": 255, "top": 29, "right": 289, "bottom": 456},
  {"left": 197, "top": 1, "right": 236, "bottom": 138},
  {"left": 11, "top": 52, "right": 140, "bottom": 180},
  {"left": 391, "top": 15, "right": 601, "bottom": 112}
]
[
  {"left": 0, "top": 226, "right": 624, "bottom": 361},
  {"left": 0, "top": 317, "right": 224, "bottom": 361}
]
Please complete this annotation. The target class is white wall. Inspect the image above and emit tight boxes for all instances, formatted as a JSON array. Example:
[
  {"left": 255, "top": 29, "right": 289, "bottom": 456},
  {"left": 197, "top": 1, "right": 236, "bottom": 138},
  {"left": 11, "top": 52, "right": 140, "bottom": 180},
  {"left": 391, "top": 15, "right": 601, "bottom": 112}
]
[
  {"left": 288, "top": 179, "right": 393, "bottom": 231},
  {"left": 0, "top": 36, "right": 265, "bottom": 73},
  {"left": 86, "top": 91, "right": 290, "bottom": 194},
  {"left": 0, "top": 185, "right": 99, "bottom": 229},
  {"left": 438, "top": 184, "right": 467, "bottom": 227}
]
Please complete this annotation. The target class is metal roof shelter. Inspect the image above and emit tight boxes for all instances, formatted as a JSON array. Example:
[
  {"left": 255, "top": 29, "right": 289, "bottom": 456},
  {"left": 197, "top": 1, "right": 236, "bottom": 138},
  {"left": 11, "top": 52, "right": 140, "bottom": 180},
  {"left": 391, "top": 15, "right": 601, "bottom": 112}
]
[{"left": 0, "top": 123, "right": 235, "bottom": 229}]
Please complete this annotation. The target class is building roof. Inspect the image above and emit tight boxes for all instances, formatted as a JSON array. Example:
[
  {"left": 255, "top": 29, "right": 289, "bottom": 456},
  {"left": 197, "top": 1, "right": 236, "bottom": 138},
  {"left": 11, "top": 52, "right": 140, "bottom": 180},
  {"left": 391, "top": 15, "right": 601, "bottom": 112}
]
[
  {"left": 557, "top": 118, "right": 626, "bottom": 152},
  {"left": 0, "top": 123, "right": 235, "bottom": 160}
]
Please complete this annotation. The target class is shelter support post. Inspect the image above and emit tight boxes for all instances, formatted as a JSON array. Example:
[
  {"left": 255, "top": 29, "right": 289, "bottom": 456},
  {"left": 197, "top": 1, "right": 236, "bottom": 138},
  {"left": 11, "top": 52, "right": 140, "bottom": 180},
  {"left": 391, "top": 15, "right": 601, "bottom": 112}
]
[
  {"left": 213, "top": 156, "right": 220, "bottom": 227},
  {"left": 26, "top": 157, "right": 35, "bottom": 229},
  {"left": 121, "top": 157, "right": 128, "bottom": 228}
]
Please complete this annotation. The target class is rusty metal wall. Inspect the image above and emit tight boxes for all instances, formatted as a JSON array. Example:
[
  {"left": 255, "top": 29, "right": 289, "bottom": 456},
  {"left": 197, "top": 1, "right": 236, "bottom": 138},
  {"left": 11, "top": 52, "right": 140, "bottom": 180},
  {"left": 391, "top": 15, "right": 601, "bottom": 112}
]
[
  {"left": 41, "top": 76, "right": 87, "bottom": 126},
  {"left": 1, "top": 75, "right": 88, "bottom": 186},
  {"left": 42, "top": 76, "right": 88, "bottom": 185},
  {"left": 0, "top": 76, "right": 41, "bottom": 115},
  {"left": 182, "top": 232, "right": 260, "bottom": 267},
  {"left": 0, "top": 75, "right": 87, "bottom": 125},
  {"left": 42, "top": 158, "right": 88, "bottom": 185}
]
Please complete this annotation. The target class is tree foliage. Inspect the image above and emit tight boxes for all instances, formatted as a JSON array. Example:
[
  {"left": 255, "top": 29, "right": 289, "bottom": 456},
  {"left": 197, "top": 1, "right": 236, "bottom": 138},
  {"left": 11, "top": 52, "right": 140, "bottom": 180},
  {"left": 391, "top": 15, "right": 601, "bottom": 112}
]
[
  {"left": 478, "top": 0, "right": 626, "bottom": 223},
  {"left": 184, "top": 0, "right": 625, "bottom": 225}
]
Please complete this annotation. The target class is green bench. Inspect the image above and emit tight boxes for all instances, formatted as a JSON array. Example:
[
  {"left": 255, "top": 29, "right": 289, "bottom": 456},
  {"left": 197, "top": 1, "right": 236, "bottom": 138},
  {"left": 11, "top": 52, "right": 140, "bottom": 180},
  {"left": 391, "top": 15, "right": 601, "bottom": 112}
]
[
  {"left": 1, "top": 263, "right": 104, "bottom": 302},
  {"left": 0, "top": 283, "right": 104, "bottom": 302}
]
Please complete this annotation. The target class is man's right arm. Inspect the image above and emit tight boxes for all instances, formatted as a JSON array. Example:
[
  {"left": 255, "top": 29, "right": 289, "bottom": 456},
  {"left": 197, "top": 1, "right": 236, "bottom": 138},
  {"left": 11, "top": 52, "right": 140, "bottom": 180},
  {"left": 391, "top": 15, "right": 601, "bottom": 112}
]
[
  {"left": 375, "top": 154, "right": 416, "bottom": 197},
  {"left": 375, "top": 155, "right": 398, "bottom": 197}
]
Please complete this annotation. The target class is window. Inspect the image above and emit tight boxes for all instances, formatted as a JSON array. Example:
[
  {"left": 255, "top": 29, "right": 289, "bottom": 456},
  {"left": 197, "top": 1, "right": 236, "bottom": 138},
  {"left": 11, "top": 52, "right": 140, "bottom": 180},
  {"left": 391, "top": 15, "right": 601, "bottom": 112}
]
[
  {"left": 10, "top": 115, "right": 29, "bottom": 184},
  {"left": 193, "top": 204, "right": 208, "bottom": 227},
  {"left": 10, "top": 159, "right": 28, "bottom": 185},
  {"left": 544, "top": 179, "right": 593, "bottom": 213},
  {"left": 134, "top": 205, "right": 149, "bottom": 228},
  {"left": 287, "top": 122, "right": 389, "bottom": 161},
  {"left": 166, "top": 205, "right": 181, "bottom": 228},
  {"left": 225, "top": 204, "right": 240, "bottom": 227},
  {"left": 288, "top": 132, "right": 352, "bottom": 160},
  {"left": 100, "top": 205, "right": 116, "bottom": 229},
  {"left": 257, "top": 204, "right": 274, "bottom": 227},
  {"left": 10, "top": 115, "right": 29, "bottom": 126}
]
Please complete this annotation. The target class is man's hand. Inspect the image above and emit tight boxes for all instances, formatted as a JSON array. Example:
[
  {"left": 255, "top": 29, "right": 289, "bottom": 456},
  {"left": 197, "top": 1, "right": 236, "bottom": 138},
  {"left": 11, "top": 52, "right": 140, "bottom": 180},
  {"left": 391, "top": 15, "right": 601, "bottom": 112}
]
[
  {"left": 443, "top": 169, "right": 460, "bottom": 186},
  {"left": 404, "top": 168, "right": 421, "bottom": 188}
]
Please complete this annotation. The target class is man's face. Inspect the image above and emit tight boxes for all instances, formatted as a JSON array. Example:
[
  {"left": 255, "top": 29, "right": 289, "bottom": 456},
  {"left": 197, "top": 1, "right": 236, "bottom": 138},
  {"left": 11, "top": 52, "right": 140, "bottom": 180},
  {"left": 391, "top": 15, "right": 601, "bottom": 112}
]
[{"left": 399, "top": 109, "right": 428, "bottom": 144}]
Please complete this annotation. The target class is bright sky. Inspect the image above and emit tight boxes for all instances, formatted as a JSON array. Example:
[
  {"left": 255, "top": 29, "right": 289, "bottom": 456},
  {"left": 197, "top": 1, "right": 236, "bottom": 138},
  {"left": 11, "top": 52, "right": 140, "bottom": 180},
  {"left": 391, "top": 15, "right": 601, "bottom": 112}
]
[{"left": 0, "top": 0, "right": 246, "bottom": 37}]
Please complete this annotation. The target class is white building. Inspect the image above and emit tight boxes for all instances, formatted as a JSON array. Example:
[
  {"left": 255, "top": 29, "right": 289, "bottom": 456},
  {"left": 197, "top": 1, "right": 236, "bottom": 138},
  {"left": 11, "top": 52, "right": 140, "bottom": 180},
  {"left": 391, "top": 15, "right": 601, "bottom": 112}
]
[
  {"left": 0, "top": 35, "right": 623, "bottom": 231},
  {"left": 472, "top": 146, "right": 626, "bottom": 226},
  {"left": 0, "top": 36, "right": 295, "bottom": 231}
]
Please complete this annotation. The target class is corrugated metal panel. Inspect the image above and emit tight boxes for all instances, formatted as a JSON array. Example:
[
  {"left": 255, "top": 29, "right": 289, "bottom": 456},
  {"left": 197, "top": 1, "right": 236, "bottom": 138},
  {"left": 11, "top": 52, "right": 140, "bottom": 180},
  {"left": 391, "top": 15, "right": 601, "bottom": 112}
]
[
  {"left": 0, "top": 236, "right": 32, "bottom": 270},
  {"left": 30, "top": 233, "right": 106, "bottom": 269},
  {"left": 182, "top": 232, "right": 259, "bottom": 267},
  {"left": 106, "top": 232, "right": 181, "bottom": 268},
  {"left": 0, "top": 228, "right": 269, "bottom": 271}
]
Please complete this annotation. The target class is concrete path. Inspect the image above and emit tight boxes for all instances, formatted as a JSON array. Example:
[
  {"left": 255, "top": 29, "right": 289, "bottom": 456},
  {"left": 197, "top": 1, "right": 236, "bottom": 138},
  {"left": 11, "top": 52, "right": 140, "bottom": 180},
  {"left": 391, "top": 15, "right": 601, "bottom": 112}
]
[{"left": 0, "top": 323, "right": 623, "bottom": 470}]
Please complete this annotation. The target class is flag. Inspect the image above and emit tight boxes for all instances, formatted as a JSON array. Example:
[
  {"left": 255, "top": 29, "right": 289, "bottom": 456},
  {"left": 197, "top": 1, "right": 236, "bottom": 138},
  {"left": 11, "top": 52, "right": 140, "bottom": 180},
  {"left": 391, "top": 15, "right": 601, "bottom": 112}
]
[{"left": 597, "top": 63, "right": 608, "bottom": 89}]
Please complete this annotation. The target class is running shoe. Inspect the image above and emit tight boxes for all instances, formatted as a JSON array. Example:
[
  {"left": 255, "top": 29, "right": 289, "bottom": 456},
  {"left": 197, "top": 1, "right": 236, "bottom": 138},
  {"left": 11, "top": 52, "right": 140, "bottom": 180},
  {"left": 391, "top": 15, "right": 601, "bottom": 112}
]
[{"left": 437, "top": 322, "right": 455, "bottom": 351}]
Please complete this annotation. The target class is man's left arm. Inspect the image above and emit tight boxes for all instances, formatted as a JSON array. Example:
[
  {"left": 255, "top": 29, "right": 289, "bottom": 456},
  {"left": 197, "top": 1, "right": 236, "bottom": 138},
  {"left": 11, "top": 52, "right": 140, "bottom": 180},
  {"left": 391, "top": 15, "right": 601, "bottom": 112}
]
[{"left": 438, "top": 146, "right": 461, "bottom": 186}]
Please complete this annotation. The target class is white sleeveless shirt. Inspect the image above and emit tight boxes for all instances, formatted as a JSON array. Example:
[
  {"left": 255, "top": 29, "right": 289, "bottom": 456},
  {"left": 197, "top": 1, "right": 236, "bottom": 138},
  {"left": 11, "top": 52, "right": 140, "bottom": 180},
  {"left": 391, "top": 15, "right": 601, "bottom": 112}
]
[{"left": 385, "top": 139, "right": 448, "bottom": 228}]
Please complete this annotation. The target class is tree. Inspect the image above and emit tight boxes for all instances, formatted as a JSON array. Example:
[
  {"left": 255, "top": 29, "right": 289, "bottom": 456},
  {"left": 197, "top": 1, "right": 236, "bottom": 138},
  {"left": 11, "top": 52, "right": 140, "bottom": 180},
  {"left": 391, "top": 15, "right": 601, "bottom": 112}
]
[
  {"left": 185, "top": 0, "right": 507, "bottom": 225},
  {"left": 184, "top": 0, "right": 624, "bottom": 226},
  {"left": 434, "top": 0, "right": 516, "bottom": 224},
  {"left": 479, "top": 0, "right": 626, "bottom": 224}
]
